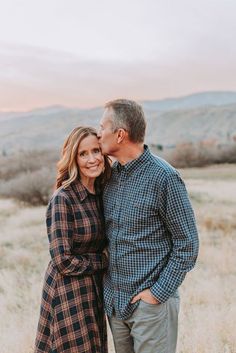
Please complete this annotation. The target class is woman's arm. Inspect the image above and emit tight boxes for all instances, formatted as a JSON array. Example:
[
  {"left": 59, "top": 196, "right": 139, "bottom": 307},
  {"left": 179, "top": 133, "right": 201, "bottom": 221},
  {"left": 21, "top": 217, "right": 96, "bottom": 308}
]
[{"left": 47, "top": 193, "right": 108, "bottom": 276}]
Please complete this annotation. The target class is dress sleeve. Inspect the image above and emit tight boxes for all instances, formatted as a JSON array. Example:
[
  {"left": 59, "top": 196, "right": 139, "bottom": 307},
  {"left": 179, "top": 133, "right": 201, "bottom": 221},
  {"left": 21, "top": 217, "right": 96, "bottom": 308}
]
[
  {"left": 150, "top": 172, "right": 199, "bottom": 302},
  {"left": 47, "top": 194, "right": 108, "bottom": 276}
]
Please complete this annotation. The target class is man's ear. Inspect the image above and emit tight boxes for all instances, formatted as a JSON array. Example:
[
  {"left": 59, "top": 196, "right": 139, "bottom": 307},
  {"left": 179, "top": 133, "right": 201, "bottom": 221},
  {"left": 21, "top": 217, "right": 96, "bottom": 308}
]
[{"left": 116, "top": 128, "right": 127, "bottom": 144}]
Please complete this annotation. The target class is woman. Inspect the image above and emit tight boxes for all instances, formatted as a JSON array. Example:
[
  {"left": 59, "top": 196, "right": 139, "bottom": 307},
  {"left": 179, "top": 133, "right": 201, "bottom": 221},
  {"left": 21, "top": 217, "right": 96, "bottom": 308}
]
[{"left": 34, "top": 127, "right": 110, "bottom": 353}]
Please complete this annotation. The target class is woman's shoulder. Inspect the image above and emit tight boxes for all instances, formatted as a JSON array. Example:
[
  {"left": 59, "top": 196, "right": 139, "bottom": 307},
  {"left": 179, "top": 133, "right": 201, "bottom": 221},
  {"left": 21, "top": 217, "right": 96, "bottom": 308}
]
[{"left": 48, "top": 186, "right": 73, "bottom": 207}]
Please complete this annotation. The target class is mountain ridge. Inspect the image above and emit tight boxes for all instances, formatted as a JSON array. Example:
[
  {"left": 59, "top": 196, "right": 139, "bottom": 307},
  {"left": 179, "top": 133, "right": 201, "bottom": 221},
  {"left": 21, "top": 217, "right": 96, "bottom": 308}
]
[{"left": 0, "top": 91, "right": 236, "bottom": 154}]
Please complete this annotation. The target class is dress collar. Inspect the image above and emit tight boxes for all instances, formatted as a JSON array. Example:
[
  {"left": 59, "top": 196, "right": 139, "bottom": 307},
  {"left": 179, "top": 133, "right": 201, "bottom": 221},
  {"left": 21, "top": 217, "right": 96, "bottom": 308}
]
[{"left": 70, "top": 179, "right": 99, "bottom": 202}]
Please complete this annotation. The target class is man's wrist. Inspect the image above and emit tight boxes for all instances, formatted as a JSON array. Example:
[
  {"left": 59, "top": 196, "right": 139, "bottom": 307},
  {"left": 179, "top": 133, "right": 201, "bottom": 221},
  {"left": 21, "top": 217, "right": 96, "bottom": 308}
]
[{"left": 149, "top": 288, "right": 161, "bottom": 303}]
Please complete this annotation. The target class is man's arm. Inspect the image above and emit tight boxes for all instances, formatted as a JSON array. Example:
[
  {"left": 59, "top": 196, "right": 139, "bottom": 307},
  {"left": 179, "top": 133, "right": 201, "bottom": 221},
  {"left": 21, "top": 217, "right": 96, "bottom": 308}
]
[{"left": 149, "top": 171, "right": 199, "bottom": 303}]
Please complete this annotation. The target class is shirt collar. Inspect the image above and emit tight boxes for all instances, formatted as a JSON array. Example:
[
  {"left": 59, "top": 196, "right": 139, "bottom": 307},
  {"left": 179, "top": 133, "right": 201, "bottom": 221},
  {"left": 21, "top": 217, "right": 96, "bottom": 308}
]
[
  {"left": 114, "top": 145, "right": 152, "bottom": 175},
  {"left": 71, "top": 179, "right": 99, "bottom": 202}
]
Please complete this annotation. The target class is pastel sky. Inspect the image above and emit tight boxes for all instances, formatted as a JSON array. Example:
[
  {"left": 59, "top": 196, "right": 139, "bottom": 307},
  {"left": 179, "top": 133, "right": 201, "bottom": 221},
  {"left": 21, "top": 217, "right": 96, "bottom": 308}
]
[{"left": 0, "top": 0, "right": 236, "bottom": 111}]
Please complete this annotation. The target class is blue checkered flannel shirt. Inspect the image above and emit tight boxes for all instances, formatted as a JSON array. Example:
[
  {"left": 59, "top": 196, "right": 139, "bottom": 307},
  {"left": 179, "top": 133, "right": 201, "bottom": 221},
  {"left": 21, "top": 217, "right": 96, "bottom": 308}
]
[{"left": 103, "top": 145, "right": 199, "bottom": 320}]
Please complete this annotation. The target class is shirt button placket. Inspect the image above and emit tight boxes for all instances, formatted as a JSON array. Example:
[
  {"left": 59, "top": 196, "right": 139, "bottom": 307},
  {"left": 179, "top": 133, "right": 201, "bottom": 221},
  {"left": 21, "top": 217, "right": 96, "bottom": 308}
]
[{"left": 115, "top": 170, "right": 126, "bottom": 315}]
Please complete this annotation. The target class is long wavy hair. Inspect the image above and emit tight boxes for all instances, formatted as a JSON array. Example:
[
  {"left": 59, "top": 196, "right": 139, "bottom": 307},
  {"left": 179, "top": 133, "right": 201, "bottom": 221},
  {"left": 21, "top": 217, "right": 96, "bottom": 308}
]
[{"left": 55, "top": 126, "right": 111, "bottom": 190}]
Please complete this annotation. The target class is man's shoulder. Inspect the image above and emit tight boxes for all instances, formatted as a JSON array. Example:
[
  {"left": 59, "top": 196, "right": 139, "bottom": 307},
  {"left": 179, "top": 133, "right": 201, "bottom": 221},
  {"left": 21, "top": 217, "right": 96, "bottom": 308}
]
[
  {"left": 147, "top": 153, "right": 179, "bottom": 179},
  {"left": 108, "top": 152, "right": 180, "bottom": 183}
]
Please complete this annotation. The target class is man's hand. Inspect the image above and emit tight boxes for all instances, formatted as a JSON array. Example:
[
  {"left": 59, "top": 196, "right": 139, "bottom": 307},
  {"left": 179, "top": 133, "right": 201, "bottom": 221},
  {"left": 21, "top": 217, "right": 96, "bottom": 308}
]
[{"left": 131, "top": 288, "right": 160, "bottom": 304}]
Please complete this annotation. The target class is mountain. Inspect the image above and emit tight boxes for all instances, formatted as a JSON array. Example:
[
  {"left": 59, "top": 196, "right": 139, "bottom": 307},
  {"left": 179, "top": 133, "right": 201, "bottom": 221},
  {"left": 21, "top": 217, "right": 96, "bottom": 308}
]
[
  {"left": 146, "top": 103, "right": 236, "bottom": 147},
  {"left": 0, "top": 91, "right": 236, "bottom": 155},
  {"left": 141, "top": 91, "right": 236, "bottom": 112}
]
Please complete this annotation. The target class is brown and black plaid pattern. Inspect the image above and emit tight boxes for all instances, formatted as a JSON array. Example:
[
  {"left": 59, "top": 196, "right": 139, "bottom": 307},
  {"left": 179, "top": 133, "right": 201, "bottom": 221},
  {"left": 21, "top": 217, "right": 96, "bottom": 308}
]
[{"left": 34, "top": 180, "right": 108, "bottom": 353}]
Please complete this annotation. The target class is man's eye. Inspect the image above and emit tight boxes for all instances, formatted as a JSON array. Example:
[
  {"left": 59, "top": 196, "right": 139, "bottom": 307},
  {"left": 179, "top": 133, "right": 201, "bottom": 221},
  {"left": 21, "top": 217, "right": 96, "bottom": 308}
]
[{"left": 94, "top": 148, "right": 101, "bottom": 154}]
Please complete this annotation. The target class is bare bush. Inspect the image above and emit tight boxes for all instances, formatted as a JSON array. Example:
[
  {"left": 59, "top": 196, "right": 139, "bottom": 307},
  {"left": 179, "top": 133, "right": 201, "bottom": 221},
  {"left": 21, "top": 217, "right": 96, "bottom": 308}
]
[
  {"left": 0, "top": 150, "right": 58, "bottom": 180},
  {"left": 169, "top": 142, "right": 236, "bottom": 168},
  {"left": 0, "top": 150, "right": 58, "bottom": 206},
  {"left": 219, "top": 144, "right": 236, "bottom": 163},
  {"left": 202, "top": 216, "right": 236, "bottom": 234},
  {"left": 0, "top": 167, "right": 55, "bottom": 206}
]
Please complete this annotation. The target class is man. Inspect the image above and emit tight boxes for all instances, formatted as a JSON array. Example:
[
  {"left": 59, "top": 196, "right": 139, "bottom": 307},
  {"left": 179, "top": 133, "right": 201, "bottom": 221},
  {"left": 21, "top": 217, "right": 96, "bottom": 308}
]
[{"left": 97, "top": 99, "right": 199, "bottom": 353}]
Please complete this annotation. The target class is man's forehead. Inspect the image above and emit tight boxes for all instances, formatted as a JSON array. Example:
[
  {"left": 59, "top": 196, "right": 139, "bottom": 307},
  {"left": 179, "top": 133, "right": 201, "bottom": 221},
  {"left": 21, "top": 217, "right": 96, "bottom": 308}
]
[{"left": 100, "top": 111, "right": 113, "bottom": 125}]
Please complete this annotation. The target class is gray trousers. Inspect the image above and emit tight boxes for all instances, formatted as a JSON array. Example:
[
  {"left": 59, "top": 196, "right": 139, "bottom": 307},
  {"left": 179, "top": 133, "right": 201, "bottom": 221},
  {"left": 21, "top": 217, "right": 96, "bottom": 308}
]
[{"left": 108, "top": 296, "right": 180, "bottom": 353}]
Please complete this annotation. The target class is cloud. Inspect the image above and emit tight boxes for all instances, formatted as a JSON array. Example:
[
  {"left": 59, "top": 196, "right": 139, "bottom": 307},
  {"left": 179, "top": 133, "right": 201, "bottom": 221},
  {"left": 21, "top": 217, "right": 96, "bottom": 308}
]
[{"left": 0, "top": 41, "right": 236, "bottom": 111}]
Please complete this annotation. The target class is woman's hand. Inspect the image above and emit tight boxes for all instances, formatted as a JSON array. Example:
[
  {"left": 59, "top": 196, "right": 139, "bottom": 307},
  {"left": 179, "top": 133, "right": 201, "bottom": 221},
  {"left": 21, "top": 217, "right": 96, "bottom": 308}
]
[{"left": 102, "top": 248, "right": 109, "bottom": 259}]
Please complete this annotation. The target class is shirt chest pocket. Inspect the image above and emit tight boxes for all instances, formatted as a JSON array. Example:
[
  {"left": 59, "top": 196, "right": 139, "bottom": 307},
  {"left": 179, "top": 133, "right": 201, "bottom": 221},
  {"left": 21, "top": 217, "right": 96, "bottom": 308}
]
[{"left": 122, "top": 199, "right": 157, "bottom": 225}]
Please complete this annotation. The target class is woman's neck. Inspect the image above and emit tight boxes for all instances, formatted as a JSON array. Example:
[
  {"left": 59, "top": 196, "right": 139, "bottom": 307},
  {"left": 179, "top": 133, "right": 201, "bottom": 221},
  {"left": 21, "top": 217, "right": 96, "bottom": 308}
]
[{"left": 80, "top": 176, "right": 96, "bottom": 194}]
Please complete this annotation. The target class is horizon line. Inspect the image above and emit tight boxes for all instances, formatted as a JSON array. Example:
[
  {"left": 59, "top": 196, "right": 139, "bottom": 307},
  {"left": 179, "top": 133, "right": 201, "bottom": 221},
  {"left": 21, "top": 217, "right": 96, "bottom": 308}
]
[{"left": 1, "top": 89, "right": 236, "bottom": 114}]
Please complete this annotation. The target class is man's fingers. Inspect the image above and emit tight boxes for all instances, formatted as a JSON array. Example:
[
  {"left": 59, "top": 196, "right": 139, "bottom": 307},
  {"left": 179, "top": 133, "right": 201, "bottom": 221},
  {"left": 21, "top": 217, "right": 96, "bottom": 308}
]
[{"left": 131, "top": 295, "right": 139, "bottom": 304}]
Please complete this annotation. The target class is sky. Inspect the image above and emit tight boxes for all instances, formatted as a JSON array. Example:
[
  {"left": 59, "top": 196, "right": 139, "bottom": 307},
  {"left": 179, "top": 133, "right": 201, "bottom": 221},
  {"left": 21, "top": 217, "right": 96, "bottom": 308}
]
[{"left": 0, "top": 0, "right": 236, "bottom": 111}]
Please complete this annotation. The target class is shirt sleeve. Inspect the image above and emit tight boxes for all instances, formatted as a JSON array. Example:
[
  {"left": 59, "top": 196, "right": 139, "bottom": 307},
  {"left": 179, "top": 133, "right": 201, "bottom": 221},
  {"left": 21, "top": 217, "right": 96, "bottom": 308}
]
[
  {"left": 150, "top": 172, "right": 199, "bottom": 302},
  {"left": 47, "top": 194, "right": 108, "bottom": 276}
]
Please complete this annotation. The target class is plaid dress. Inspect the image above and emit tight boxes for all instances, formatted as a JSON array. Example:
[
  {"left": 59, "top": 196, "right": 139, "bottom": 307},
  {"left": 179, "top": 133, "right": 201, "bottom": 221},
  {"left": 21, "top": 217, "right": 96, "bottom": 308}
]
[{"left": 34, "top": 180, "right": 108, "bottom": 353}]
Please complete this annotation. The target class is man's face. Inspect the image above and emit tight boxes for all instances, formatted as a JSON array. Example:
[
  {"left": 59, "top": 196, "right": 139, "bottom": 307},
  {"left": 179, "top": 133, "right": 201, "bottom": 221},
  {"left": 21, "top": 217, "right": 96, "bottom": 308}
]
[{"left": 98, "top": 108, "right": 118, "bottom": 156}]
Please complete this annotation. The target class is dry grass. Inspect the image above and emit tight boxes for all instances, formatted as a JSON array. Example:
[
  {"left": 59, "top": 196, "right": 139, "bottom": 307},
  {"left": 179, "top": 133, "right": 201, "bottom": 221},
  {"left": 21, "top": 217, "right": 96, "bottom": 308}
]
[
  {"left": 176, "top": 164, "right": 236, "bottom": 353},
  {"left": 0, "top": 200, "right": 48, "bottom": 353},
  {"left": 0, "top": 164, "right": 236, "bottom": 353}
]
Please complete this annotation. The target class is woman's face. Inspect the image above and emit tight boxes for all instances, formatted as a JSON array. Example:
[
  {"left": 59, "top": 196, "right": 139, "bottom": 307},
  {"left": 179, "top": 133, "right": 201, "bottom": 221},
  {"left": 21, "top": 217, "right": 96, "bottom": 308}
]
[{"left": 77, "top": 134, "right": 104, "bottom": 181}]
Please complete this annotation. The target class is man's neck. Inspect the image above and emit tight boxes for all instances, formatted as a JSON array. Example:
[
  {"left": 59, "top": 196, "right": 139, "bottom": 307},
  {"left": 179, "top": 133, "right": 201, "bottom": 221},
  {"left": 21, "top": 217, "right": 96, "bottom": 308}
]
[{"left": 115, "top": 143, "right": 145, "bottom": 165}]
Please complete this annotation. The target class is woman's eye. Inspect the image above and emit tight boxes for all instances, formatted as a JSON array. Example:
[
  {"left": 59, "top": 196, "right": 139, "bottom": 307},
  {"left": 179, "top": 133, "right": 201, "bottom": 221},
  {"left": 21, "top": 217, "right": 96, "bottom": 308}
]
[{"left": 79, "top": 151, "right": 86, "bottom": 157}]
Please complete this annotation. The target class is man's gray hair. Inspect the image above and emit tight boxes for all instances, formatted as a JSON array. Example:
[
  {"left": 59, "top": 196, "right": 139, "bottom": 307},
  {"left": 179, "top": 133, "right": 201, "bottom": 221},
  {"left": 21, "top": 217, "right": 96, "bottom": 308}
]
[{"left": 105, "top": 99, "right": 146, "bottom": 143}]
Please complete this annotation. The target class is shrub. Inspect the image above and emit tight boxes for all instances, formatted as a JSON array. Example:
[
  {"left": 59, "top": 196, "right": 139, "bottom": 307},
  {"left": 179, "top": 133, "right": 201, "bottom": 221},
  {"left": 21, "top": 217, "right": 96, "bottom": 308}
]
[
  {"left": 0, "top": 167, "right": 56, "bottom": 206},
  {"left": 169, "top": 143, "right": 236, "bottom": 168},
  {"left": 0, "top": 150, "right": 59, "bottom": 206},
  {"left": 0, "top": 150, "right": 58, "bottom": 180},
  {"left": 202, "top": 216, "right": 236, "bottom": 234}
]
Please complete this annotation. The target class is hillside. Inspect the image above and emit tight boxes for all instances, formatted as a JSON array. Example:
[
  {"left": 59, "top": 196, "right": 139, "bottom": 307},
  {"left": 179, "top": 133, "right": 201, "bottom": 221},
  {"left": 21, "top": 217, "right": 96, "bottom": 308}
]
[
  {"left": 142, "top": 91, "right": 236, "bottom": 111},
  {"left": 0, "top": 92, "right": 236, "bottom": 154},
  {"left": 146, "top": 104, "right": 236, "bottom": 147}
]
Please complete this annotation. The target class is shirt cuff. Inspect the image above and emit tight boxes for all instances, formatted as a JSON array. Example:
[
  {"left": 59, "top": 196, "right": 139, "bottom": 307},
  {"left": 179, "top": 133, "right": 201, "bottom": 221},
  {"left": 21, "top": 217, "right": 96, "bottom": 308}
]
[{"left": 150, "top": 283, "right": 171, "bottom": 303}]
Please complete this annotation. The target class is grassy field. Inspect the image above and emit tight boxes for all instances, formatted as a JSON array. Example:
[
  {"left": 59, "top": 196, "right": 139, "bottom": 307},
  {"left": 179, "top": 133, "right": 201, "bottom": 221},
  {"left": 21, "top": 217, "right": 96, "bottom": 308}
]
[{"left": 0, "top": 164, "right": 236, "bottom": 353}]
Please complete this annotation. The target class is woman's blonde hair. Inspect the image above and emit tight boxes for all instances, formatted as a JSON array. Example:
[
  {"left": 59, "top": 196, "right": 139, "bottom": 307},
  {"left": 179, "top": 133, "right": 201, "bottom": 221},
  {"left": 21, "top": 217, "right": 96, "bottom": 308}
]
[{"left": 56, "top": 126, "right": 110, "bottom": 190}]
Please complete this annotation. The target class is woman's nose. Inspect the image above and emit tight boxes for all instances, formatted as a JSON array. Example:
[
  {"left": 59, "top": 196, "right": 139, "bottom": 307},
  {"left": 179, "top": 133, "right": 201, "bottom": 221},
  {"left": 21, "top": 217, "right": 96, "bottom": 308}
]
[{"left": 87, "top": 152, "right": 96, "bottom": 162}]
